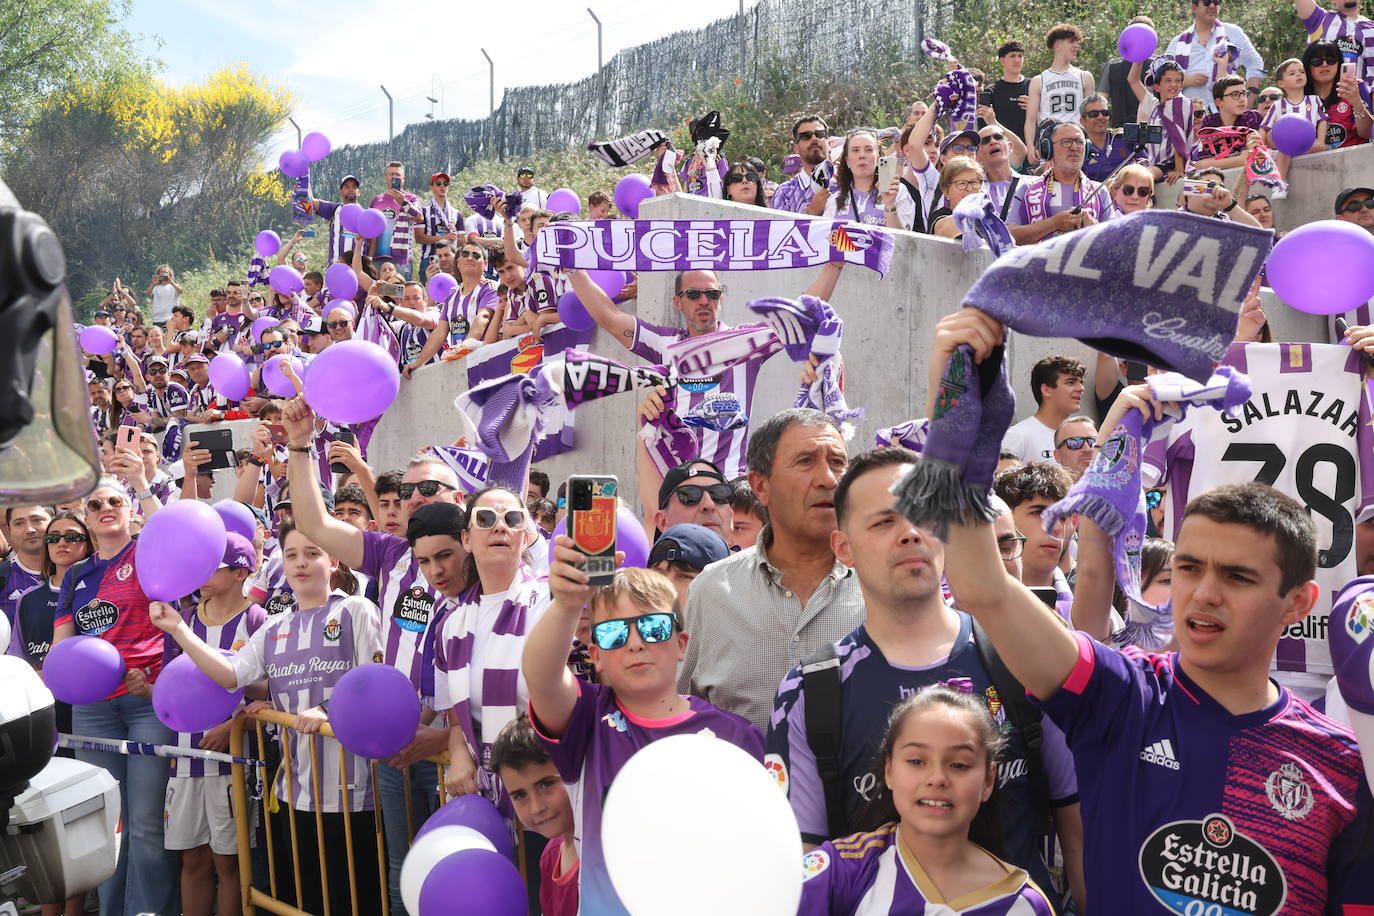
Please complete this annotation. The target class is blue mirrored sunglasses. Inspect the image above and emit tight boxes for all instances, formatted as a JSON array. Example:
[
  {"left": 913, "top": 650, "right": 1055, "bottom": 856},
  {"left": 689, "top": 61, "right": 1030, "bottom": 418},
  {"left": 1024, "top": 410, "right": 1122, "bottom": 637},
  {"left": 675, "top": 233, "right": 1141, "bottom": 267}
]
[{"left": 591, "top": 612, "right": 679, "bottom": 650}]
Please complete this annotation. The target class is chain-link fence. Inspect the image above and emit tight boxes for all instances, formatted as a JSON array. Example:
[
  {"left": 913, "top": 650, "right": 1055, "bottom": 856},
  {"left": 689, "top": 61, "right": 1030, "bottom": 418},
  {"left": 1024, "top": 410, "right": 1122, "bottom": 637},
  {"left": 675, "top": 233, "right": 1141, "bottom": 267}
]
[{"left": 314, "top": 0, "right": 963, "bottom": 190}]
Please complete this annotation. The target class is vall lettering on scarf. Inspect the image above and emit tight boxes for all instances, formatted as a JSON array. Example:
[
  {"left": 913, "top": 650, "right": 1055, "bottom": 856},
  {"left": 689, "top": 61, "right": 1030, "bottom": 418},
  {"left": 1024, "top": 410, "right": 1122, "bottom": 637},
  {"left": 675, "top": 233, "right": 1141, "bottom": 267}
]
[{"left": 526, "top": 218, "right": 895, "bottom": 276}]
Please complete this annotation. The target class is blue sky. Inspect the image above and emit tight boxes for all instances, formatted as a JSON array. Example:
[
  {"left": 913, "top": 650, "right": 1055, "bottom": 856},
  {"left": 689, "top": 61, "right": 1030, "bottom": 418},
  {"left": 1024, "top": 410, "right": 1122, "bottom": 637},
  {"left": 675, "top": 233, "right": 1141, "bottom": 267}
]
[{"left": 123, "top": 0, "right": 749, "bottom": 150}]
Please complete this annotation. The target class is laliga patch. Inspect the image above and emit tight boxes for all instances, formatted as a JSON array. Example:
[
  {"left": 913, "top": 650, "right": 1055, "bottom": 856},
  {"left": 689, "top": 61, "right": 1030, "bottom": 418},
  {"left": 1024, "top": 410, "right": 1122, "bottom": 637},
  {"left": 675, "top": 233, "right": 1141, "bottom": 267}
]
[
  {"left": 801, "top": 849, "right": 830, "bottom": 881},
  {"left": 1138, "top": 813, "right": 1286, "bottom": 915},
  {"left": 763, "top": 753, "right": 788, "bottom": 793},
  {"left": 1346, "top": 592, "right": 1374, "bottom": 644},
  {"left": 392, "top": 586, "right": 433, "bottom": 633}
]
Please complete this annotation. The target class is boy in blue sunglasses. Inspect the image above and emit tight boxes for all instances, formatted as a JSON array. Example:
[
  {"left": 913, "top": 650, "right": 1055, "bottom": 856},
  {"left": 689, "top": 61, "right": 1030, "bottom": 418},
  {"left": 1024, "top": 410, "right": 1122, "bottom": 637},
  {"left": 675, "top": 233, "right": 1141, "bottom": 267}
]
[{"left": 524, "top": 539, "right": 764, "bottom": 916}]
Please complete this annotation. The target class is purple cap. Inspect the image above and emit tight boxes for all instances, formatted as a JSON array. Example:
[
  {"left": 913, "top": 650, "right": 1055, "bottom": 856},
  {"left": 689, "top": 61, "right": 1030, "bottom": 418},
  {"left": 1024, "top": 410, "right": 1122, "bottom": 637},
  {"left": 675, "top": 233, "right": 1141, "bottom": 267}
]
[
  {"left": 939, "top": 129, "right": 980, "bottom": 157},
  {"left": 219, "top": 532, "right": 259, "bottom": 572},
  {"left": 185, "top": 353, "right": 209, "bottom": 364}
]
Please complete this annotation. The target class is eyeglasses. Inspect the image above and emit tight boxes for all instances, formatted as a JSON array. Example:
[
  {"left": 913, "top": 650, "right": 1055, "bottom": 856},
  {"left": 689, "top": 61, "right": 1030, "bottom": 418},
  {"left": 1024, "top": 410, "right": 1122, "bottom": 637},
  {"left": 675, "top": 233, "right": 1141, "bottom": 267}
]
[
  {"left": 147, "top": 367, "right": 167, "bottom": 375},
  {"left": 258, "top": 339, "right": 286, "bottom": 352},
  {"left": 1341, "top": 198, "right": 1374, "bottom": 213},
  {"left": 472, "top": 507, "right": 528, "bottom": 530},
  {"left": 945, "top": 143, "right": 977, "bottom": 154},
  {"left": 398, "top": 479, "right": 457, "bottom": 500},
  {"left": 979, "top": 132, "right": 1005, "bottom": 144},
  {"left": 1119, "top": 184, "right": 1153, "bottom": 198},
  {"left": 1083, "top": 109, "right": 1111, "bottom": 118},
  {"left": 795, "top": 130, "right": 827, "bottom": 142},
  {"left": 1146, "top": 490, "right": 1164, "bottom": 510},
  {"left": 1310, "top": 56, "right": 1341, "bottom": 67},
  {"left": 458, "top": 249, "right": 485, "bottom": 260},
  {"left": 679, "top": 288, "right": 723, "bottom": 302},
  {"left": 672, "top": 483, "right": 733, "bottom": 506},
  {"left": 1221, "top": 90, "right": 1249, "bottom": 101},
  {"left": 726, "top": 172, "right": 760, "bottom": 185},
  {"left": 86, "top": 495, "right": 127, "bottom": 512},
  {"left": 1055, "top": 138, "right": 1086, "bottom": 149},
  {"left": 996, "top": 534, "right": 1026, "bottom": 560},
  {"left": 326, "top": 320, "right": 352, "bottom": 330},
  {"left": 248, "top": 296, "right": 265, "bottom": 303},
  {"left": 433, "top": 180, "right": 449, "bottom": 186},
  {"left": 46, "top": 532, "right": 88, "bottom": 544},
  {"left": 1056, "top": 435, "right": 1097, "bottom": 451},
  {"left": 591, "top": 612, "right": 679, "bottom": 651},
  {"left": 949, "top": 178, "right": 985, "bottom": 192}
]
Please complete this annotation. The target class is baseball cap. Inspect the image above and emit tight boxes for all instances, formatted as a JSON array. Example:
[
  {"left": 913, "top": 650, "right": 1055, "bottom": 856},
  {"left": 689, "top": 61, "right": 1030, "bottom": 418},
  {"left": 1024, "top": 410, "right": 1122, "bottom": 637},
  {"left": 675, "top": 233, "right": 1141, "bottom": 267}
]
[
  {"left": 94, "top": 309, "right": 111, "bottom": 318},
  {"left": 431, "top": 172, "right": 451, "bottom": 184},
  {"left": 145, "top": 354, "right": 169, "bottom": 368},
  {"left": 339, "top": 174, "right": 361, "bottom": 188},
  {"left": 300, "top": 314, "right": 324, "bottom": 336},
  {"left": 649, "top": 524, "right": 730, "bottom": 572},
  {"left": 517, "top": 166, "right": 534, "bottom": 177},
  {"left": 219, "top": 532, "right": 259, "bottom": 573},
  {"left": 657, "top": 459, "right": 727, "bottom": 510},
  {"left": 248, "top": 505, "right": 270, "bottom": 530},
  {"left": 185, "top": 352, "right": 209, "bottom": 364},
  {"left": 939, "top": 129, "right": 980, "bottom": 157},
  {"left": 1334, "top": 187, "right": 1374, "bottom": 213}
]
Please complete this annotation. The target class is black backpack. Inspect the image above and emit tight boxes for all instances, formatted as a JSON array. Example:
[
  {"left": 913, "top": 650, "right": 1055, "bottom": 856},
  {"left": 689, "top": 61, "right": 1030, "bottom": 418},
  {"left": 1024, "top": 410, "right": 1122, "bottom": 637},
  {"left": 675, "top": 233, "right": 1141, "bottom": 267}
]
[{"left": 801, "top": 619, "right": 1050, "bottom": 840}]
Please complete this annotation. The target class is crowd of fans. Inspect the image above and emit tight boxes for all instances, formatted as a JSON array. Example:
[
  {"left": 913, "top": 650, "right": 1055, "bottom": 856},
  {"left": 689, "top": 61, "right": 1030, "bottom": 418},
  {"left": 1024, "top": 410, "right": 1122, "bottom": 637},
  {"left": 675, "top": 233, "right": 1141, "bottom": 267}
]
[{"left": 5, "top": 0, "right": 1374, "bottom": 913}]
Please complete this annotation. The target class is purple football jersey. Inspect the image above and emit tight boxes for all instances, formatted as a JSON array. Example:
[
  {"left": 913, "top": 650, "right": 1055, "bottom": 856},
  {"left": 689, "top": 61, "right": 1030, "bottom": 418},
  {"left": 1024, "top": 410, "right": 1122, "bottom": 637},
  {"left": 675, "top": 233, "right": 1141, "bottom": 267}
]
[{"left": 358, "top": 530, "right": 444, "bottom": 703}]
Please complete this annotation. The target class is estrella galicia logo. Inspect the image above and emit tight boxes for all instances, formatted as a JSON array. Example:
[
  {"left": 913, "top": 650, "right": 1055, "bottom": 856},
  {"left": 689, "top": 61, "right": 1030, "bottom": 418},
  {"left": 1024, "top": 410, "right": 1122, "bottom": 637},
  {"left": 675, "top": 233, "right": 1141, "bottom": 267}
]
[
  {"left": 75, "top": 599, "right": 119, "bottom": 635},
  {"left": 265, "top": 592, "right": 295, "bottom": 616},
  {"left": 393, "top": 586, "right": 433, "bottom": 633},
  {"left": 1138, "top": 813, "right": 1286, "bottom": 915},
  {"left": 679, "top": 375, "right": 722, "bottom": 393}
]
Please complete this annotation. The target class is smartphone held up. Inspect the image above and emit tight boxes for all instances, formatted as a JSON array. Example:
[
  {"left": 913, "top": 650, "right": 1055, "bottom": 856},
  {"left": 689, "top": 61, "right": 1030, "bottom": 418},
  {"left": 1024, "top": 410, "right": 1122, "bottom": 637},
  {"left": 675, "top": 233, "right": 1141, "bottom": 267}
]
[{"left": 566, "top": 475, "right": 618, "bottom": 585}]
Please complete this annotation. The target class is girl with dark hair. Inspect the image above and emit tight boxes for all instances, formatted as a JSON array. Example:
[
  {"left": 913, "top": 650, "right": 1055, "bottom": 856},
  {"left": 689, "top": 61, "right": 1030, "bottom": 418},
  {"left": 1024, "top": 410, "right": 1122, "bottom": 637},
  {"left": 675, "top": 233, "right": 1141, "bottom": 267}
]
[
  {"left": 818, "top": 131, "right": 886, "bottom": 224},
  {"left": 1303, "top": 38, "right": 1373, "bottom": 150},
  {"left": 17, "top": 511, "right": 91, "bottom": 670},
  {"left": 798, "top": 686, "right": 1054, "bottom": 914},
  {"left": 722, "top": 161, "right": 766, "bottom": 208}
]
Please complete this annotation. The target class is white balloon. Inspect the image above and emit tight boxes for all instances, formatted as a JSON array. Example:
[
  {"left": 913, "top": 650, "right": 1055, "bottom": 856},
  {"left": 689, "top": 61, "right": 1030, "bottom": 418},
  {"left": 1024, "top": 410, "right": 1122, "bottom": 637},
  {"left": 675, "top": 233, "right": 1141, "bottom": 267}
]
[
  {"left": 603, "top": 733, "right": 802, "bottom": 915},
  {"left": 400, "top": 825, "right": 495, "bottom": 915}
]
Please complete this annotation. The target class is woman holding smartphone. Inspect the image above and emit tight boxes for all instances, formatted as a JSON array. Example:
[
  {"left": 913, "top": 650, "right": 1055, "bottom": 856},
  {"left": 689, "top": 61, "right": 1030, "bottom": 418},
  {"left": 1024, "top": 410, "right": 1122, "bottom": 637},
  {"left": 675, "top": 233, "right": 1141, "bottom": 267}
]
[{"left": 1303, "top": 39, "right": 1372, "bottom": 150}]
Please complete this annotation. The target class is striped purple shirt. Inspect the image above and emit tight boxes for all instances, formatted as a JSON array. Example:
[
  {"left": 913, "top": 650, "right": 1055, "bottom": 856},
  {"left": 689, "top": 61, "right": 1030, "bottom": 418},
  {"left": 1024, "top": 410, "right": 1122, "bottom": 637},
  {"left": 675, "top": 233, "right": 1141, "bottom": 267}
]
[
  {"left": 315, "top": 200, "right": 359, "bottom": 265},
  {"left": 367, "top": 192, "right": 423, "bottom": 265},
  {"left": 358, "top": 531, "right": 444, "bottom": 705},
  {"left": 420, "top": 198, "right": 464, "bottom": 261},
  {"left": 771, "top": 173, "right": 821, "bottom": 213}
]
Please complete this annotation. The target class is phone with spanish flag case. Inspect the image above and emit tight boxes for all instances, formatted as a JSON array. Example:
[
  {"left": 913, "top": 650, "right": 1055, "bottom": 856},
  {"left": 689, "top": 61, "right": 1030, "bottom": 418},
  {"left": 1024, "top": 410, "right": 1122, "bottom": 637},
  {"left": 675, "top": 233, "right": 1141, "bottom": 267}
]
[{"left": 566, "top": 475, "right": 618, "bottom": 585}]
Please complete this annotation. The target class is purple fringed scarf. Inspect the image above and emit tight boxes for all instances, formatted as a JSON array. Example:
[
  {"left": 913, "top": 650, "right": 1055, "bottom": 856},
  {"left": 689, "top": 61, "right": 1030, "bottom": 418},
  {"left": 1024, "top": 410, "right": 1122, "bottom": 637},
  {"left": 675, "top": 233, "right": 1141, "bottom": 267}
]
[
  {"left": 1041, "top": 368, "right": 1251, "bottom": 649},
  {"left": 423, "top": 445, "right": 491, "bottom": 493},
  {"left": 932, "top": 68, "right": 978, "bottom": 127},
  {"left": 453, "top": 366, "right": 563, "bottom": 491},
  {"left": 464, "top": 185, "right": 502, "bottom": 221},
  {"left": 747, "top": 294, "right": 864, "bottom": 436},
  {"left": 587, "top": 129, "right": 668, "bottom": 167},
  {"left": 246, "top": 256, "right": 269, "bottom": 288},
  {"left": 951, "top": 193, "right": 1015, "bottom": 256},
  {"left": 356, "top": 302, "right": 403, "bottom": 369}
]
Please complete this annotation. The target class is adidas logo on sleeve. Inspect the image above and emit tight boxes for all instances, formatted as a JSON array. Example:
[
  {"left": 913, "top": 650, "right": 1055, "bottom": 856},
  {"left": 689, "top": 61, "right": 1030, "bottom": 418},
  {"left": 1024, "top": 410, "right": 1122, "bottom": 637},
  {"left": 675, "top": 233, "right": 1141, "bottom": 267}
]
[{"left": 1140, "top": 738, "right": 1181, "bottom": 770}]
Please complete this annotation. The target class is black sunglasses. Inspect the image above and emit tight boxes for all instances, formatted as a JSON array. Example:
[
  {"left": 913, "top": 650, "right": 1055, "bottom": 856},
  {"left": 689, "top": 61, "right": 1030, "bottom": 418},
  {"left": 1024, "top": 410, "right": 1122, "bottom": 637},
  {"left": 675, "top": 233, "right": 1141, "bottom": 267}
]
[
  {"left": 591, "top": 612, "right": 679, "bottom": 651},
  {"left": 398, "top": 479, "right": 457, "bottom": 500},
  {"left": 1342, "top": 199, "right": 1374, "bottom": 213},
  {"left": 45, "top": 532, "right": 89, "bottom": 544},
  {"left": 672, "top": 483, "right": 733, "bottom": 506},
  {"left": 726, "top": 172, "right": 760, "bottom": 185},
  {"left": 258, "top": 339, "right": 286, "bottom": 352},
  {"left": 433, "top": 180, "right": 449, "bottom": 186},
  {"left": 794, "top": 130, "right": 827, "bottom": 141},
  {"left": 146, "top": 367, "right": 167, "bottom": 375},
  {"left": 1083, "top": 109, "right": 1111, "bottom": 118},
  {"left": 1310, "top": 56, "right": 1341, "bottom": 67},
  {"left": 1056, "top": 435, "right": 1097, "bottom": 451},
  {"left": 679, "top": 288, "right": 723, "bottom": 302},
  {"left": 1119, "top": 184, "right": 1153, "bottom": 198},
  {"left": 979, "top": 132, "right": 1005, "bottom": 144},
  {"left": 326, "top": 320, "right": 352, "bottom": 330},
  {"left": 458, "top": 250, "right": 484, "bottom": 260}
]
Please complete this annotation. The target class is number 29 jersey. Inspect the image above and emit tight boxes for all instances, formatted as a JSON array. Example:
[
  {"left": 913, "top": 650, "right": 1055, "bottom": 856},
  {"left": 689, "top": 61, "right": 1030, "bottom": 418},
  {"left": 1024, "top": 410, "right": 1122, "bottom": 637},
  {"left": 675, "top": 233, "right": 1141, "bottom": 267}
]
[{"left": 1144, "top": 342, "right": 1374, "bottom": 685}]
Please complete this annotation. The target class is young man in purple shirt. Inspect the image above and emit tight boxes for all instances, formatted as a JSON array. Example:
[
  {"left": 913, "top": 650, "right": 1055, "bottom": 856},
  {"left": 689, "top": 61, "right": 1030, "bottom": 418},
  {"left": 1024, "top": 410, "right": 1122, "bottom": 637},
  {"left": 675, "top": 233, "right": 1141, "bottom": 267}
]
[
  {"left": 526, "top": 546, "right": 763, "bottom": 916},
  {"left": 927, "top": 307, "right": 1374, "bottom": 912},
  {"left": 367, "top": 161, "right": 424, "bottom": 280}
]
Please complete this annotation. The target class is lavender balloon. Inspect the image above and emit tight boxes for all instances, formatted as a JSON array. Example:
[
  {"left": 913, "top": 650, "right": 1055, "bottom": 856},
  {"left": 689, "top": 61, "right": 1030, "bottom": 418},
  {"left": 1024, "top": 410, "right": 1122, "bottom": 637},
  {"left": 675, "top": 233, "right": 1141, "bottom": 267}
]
[
  {"left": 136, "top": 501, "right": 228, "bottom": 601},
  {"left": 153, "top": 651, "right": 244, "bottom": 733},
  {"left": 43, "top": 636, "right": 126, "bottom": 705},
  {"left": 303, "top": 340, "right": 400, "bottom": 423},
  {"left": 587, "top": 269, "right": 625, "bottom": 299},
  {"left": 213, "top": 500, "right": 257, "bottom": 541},
  {"left": 614, "top": 173, "right": 652, "bottom": 217},
  {"left": 418, "top": 849, "right": 525, "bottom": 916},
  {"left": 278, "top": 150, "right": 309, "bottom": 179},
  {"left": 251, "top": 316, "right": 278, "bottom": 343},
  {"left": 79, "top": 325, "right": 118, "bottom": 355},
  {"left": 262, "top": 354, "right": 305, "bottom": 397},
  {"left": 301, "top": 131, "right": 332, "bottom": 162},
  {"left": 1268, "top": 220, "right": 1374, "bottom": 315},
  {"left": 355, "top": 209, "right": 387, "bottom": 239},
  {"left": 546, "top": 188, "right": 580, "bottom": 215},
  {"left": 417, "top": 795, "right": 516, "bottom": 860},
  {"left": 1117, "top": 23, "right": 1158, "bottom": 63},
  {"left": 327, "top": 664, "right": 421, "bottom": 759},
  {"left": 325, "top": 262, "right": 358, "bottom": 301},
  {"left": 339, "top": 203, "right": 364, "bottom": 233},
  {"left": 208, "top": 353, "right": 250, "bottom": 401},
  {"left": 617, "top": 506, "right": 650, "bottom": 568},
  {"left": 556, "top": 291, "right": 596, "bottom": 331},
  {"left": 268, "top": 265, "right": 304, "bottom": 296},
  {"left": 254, "top": 230, "right": 282, "bottom": 257},
  {"left": 1271, "top": 113, "right": 1316, "bottom": 157},
  {"left": 428, "top": 273, "right": 458, "bottom": 303}
]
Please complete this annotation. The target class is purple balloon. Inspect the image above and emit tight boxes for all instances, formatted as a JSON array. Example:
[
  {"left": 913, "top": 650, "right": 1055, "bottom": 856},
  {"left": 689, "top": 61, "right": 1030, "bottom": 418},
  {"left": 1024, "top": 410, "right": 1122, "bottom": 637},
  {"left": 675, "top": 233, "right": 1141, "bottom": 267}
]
[
  {"left": 587, "top": 269, "right": 625, "bottom": 299},
  {"left": 79, "top": 325, "right": 118, "bottom": 355},
  {"left": 153, "top": 651, "right": 244, "bottom": 733},
  {"left": 269, "top": 265, "right": 304, "bottom": 296},
  {"left": 617, "top": 506, "right": 650, "bottom": 568},
  {"left": 254, "top": 230, "right": 282, "bottom": 257},
  {"left": 428, "top": 272, "right": 458, "bottom": 303},
  {"left": 355, "top": 209, "right": 387, "bottom": 240},
  {"left": 556, "top": 291, "right": 596, "bottom": 331},
  {"left": 1268, "top": 220, "right": 1374, "bottom": 315},
  {"left": 262, "top": 354, "right": 304, "bottom": 398},
  {"left": 213, "top": 500, "right": 257, "bottom": 541},
  {"left": 135, "top": 501, "right": 228, "bottom": 601},
  {"left": 614, "top": 173, "right": 652, "bottom": 218},
  {"left": 339, "top": 203, "right": 364, "bottom": 233},
  {"left": 546, "top": 188, "right": 580, "bottom": 215},
  {"left": 1116, "top": 23, "right": 1158, "bottom": 63},
  {"left": 301, "top": 131, "right": 332, "bottom": 163},
  {"left": 418, "top": 849, "right": 525, "bottom": 916},
  {"left": 250, "top": 316, "right": 277, "bottom": 343},
  {"left": 325, "top": 262, "right": 358, "bottom": 301},
  {"left": 1271, "top": 113, "right": 1317, "bottom": 157},
  {"left": 547, "top": 516, "right": 568, "bottom": 567},
  {"left": 208, "top": 353, "right": 250, "bottom": 401},
  {"left": 303, "top": 340, "right": 400, "bottom": 423},
  {"left": 417, "top": 795, "right": 516, "bottom": 861},
  {"left": 278, "top": 150, "right": 309, "bottom": 178},
  {"left": 327, "top": 664, "right": 421, "bottom": 760},
  {"left": 44, "top": 636, "right": 126, "bottom": 705}
]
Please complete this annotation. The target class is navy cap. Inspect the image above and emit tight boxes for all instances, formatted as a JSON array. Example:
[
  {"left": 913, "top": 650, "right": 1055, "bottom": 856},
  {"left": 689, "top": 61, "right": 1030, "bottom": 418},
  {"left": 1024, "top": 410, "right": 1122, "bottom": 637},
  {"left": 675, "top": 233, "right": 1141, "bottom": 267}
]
[
  {"left": 657, "top": 459, "right": 727, "bottom": 510},
  {"left": 649, "top": 524, "right": 730, "bottom": 572}
]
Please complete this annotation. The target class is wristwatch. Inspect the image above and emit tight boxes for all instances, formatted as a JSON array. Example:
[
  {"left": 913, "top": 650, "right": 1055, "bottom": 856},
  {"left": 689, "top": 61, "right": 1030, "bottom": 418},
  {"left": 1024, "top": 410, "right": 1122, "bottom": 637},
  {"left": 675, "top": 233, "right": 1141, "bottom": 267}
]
[{"left": 1222, "top": 199, "right": 1238, "bottom": 212}]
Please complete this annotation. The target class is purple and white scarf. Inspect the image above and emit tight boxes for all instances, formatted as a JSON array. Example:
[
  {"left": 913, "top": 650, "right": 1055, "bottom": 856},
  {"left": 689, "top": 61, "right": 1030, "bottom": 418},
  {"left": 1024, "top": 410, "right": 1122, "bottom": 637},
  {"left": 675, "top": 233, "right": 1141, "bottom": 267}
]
[
  {"left": 875, "top": 418, "right": 929, "bottom": 453},
  {"left": 453, "top": 366, "right": 564, "bottom": 491},
  {"left": 587, "top": 129, "right": 669, "bottom": 167},
  {"left": 951, "top": 193, "right": 1015, "bottom": 256},
  {"left": 747, "top": 295, "right": 863, "bottom": 436},
  {"left": 526, "top": 219, "right": 895, "bottom": 276},
  {"left": 424, "top": 446, "right": 491, "bottom": 493},
  {"left": 1041, "top": 369, "right": 1251, "bottom": 649},
  {"left": 932, "top": 68, "right": 979, "bottom": 127},
  {"left": 356, "top": 301, "right": 404, "bottom": 368},
  {"left": 922, "top": 37, "right": 956, "bottom": 60},
  {"left": 1150, "top": 95, "right": 1195, "bottom": 164},
  {"left": 464, "top": 185, "right": 503, "bottom": 221}
]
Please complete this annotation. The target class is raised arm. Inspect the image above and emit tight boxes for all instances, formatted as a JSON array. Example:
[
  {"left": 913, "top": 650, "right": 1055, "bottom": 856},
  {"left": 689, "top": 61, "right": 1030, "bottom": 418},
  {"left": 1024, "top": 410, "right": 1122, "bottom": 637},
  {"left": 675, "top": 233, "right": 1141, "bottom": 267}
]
[
  {"left": 803, "top": 261, "right": 845, "bottom": 301},
  {"left": 908, "top": 105, "right": 938, "bottom": 172},
  {"left": 1292, "top": 0, "right": 1318, "bottom": 19},
  {"left": 500, "top": 200, "right": 528, "bottom": 270},
  {"left": 523, "top": 536, "right": 598, "bottom": 735},
  {"left": 567, "top": 269, "right": 636, "bottom": 344},
  {"left": 149, "top": 602, "right": 238, "bottom": 688},
  {"left": 1127, "top": 61, "right": 1146, "bottom": 104},
  {"left": 1070, "top": 517, "right": 1118, "bottom": 640}
]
